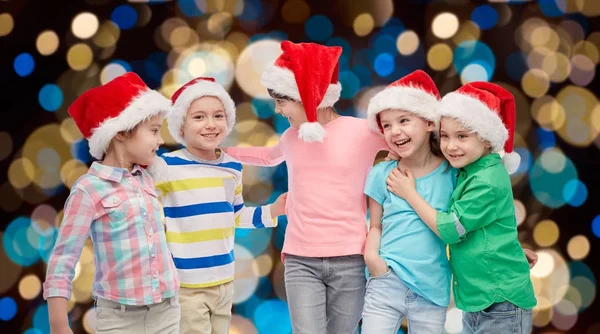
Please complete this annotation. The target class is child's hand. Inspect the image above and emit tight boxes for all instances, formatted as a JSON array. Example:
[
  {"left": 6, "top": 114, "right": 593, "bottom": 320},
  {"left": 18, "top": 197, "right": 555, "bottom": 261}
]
[
  {"left": 386, "top": 168, "right": 416, "bottom": 199},
  {"left": 271, "top": 193, "right": 288, "bottom": 217},
  {"left": 523, "top": 248, "right": 538, "bottom": 269},
  {"left": 384, "top": 151, "right": 400, "bottom": 161},
  {"left": 365, "top": 254, "right": 389, "bottom": 277}
]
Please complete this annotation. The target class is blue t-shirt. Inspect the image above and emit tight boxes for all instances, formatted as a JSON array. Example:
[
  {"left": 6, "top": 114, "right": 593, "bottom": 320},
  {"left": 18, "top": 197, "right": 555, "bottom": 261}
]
[{"left": 364, "top": 160, "right": 457, "bottom": 307}]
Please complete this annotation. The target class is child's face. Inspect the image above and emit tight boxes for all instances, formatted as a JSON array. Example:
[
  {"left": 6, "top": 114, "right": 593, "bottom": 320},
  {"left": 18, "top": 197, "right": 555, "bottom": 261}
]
[
  {"left": 379, "top": 109, "right": 434, "bottom": 159},
  {"left": 181, "top": 96, "right": 227, "bottom": 152},
  {"left": 439, "top": 117, "right": 491, "bottom": 169},
  {"left": 123, "top": 114, "right": 164, "bottom": 166},
  {"left": 274, "top": 98, "right": 306, "bottom": 128}
]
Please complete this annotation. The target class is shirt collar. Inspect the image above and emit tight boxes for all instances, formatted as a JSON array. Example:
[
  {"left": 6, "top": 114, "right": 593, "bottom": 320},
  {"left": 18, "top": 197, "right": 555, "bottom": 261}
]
[
  {"left": 89, "top": 162, "right": 144, "bottom": 182},
  {"left": 462, "top": 153, "right": 501, "bottom": 175}
]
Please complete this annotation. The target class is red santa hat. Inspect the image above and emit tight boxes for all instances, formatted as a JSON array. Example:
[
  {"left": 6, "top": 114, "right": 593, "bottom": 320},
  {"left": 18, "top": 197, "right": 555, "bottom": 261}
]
[
  {"left": 367, "top": 70, "right": 441, "bottom": 134},
  {"left": 261, "top": 41, "right": 342, "bottom": 142},
  {"left": 68, "top": 72, "right": 171, "bottom": 160},
  {"left": 439, "top": 81, "right": 520, "bottom": 174},
  {"left": 168, "top": 77, "right": 236, "bottom": 145}
]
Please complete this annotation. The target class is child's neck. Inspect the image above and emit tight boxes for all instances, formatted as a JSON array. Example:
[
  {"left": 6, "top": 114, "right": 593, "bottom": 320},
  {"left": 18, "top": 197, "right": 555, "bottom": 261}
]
[
  {"left": 317, "top": 107, "right": 340, "bottom": 126},
  {"left": 102, "top": 151, "right": 135, "bottom": 171},
  {"left": 397, "top": 147, "right": 443, "bottom": 178},
  {"left": 186, "top": 146, "right": 220, "bottom": 161}
]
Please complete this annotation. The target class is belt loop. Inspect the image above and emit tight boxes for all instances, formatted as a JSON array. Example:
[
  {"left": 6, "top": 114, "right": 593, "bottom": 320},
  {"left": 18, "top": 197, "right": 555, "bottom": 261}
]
[{"left": 120, "top": 304, "right": 126, "bottom": 312}]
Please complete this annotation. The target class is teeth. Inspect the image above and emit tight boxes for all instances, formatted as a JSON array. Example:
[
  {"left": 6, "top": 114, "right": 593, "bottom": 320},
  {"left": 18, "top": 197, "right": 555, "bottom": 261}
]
[
  {"left": 201, "top": 134, "right": 218, "bottom": 137},
  {"left": 395, "top": 139, "right": 410, "bottom": 146}
]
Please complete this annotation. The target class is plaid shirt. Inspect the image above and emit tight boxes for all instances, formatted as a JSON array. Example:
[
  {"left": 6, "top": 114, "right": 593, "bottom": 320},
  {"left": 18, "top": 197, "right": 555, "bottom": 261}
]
[{"left": 43, "top": 162, "right": 179, "bottom": 306}]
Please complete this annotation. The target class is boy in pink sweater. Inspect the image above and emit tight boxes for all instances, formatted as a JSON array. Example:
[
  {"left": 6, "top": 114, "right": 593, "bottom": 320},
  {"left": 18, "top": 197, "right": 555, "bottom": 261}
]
[{"left": 225, "top": 41, "right": 388, "bottom": 333}]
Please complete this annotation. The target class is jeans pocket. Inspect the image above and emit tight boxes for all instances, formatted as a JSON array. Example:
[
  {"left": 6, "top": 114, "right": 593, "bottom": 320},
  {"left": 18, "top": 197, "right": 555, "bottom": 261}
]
[{"left": 480, "top": 302, "right": 517, "bottom": 317}]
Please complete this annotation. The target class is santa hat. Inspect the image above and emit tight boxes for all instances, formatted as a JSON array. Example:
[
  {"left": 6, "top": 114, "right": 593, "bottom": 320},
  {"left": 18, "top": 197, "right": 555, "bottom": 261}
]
[
  {"left": 168, "top": 77, "right": 236, "bottom": 145},
  {"left": 68, "top": 72, "right": 171, "bottom": 160},
  {"left": 439, "top": 82, "right": 521, "bottom": 174},
  {"left": 261, "top": 41, "right": 342, "bottom": 142},
  {"left": 367, "top": 70, "right": 441, "bottom": 134}
]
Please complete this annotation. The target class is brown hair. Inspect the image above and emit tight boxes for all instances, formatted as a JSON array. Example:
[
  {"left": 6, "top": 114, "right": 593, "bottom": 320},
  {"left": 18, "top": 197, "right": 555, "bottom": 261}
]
[
  {"left": 268, "top": 89, "right": 297, "bottom": 102},
  {"left": 429, "top": 131, "right": 443, "bottom": 158}
]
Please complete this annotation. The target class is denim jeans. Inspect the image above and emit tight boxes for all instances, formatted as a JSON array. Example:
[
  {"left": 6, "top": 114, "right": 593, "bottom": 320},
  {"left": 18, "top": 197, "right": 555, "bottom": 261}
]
[
  {"left": 462, "top": 301, "right": 533, "bottom": 334},
  {"left": 284, "top": 253, "right": 366, "bottom": 334},
  {"left": 361, "top": 269, "right": 446, "bottom": 334}
]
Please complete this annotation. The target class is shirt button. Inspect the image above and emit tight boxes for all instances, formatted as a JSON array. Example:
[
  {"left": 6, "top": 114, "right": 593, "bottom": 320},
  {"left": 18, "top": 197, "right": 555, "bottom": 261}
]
[
  {"left": 151, "top": 253, "right": 156, "bottom": 258},
  {"left": 454, "top": 281, "right": 458, "bottom": 285},
  {"left": 149, "top": 229, "right": 153, "bottom": 236},
  {"left": 143, "top": 211, "right": 148, "bottom": 217}
]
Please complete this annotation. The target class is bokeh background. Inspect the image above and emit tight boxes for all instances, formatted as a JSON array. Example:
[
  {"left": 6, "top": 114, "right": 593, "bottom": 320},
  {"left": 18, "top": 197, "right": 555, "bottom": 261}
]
[{"left": 0, "top": 0, "right": 599, "bottom": 333}]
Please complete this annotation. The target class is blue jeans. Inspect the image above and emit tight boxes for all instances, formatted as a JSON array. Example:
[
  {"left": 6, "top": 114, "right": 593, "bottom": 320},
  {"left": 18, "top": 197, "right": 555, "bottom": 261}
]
[
  {"left": 284, "top": 254, "right": 366, "bottom": 334},
  {"left": 361, "top": 269, "right": 446, "bottom": 334},
  {"left": 462, "top": 301, "right": 533, "bottom": 334}
]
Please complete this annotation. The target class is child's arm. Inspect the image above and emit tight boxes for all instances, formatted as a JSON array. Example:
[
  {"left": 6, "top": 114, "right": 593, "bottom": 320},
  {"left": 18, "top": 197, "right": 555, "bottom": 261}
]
[
  {"left": 43, "top": 188, "right": 94, "bottom": 332},
  {"left": 387, "top": 169, "right": 496, "bottom": 244},
  {"left": 364, "top": 197, "right": 389, "bottom": 276},
  {"left": 233, "top": 177, "right": 286, "bottom": 228},
  {"left": 222, "top": 144, "right": 285, "bottom": 167}
]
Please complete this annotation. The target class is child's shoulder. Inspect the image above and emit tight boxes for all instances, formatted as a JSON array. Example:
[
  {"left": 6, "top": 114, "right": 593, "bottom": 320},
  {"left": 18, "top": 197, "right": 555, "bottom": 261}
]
[{"left": 369, "top": 160, "right": 397, "bottom": 177}]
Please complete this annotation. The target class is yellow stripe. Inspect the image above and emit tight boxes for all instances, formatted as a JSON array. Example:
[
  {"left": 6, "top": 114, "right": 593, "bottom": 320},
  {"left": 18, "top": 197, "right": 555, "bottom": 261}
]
[
  {"left": 157, "top": 177, "right": 235, "bottom": 194},
  {"left": 166, "top": 227, "right": 234, "bottom": 243},
  {"left": 235, "top": 184, "right": 242, "bottom": 195},
  {"left": 234, "top": 215, "right": 240, "bottom": 227},
  {"left": 180, "top": 277, "right": 234, "bottom": 289}
]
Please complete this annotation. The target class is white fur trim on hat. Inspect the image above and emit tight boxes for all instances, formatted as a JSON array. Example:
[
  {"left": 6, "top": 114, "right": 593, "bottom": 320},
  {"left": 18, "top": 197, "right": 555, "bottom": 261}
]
[
  {"left": 88, "top": 90, "right": 170, "bottom": 160},
  {"left": 168, "top": 80, "right": 236, "bottom": 146},
  {"left": 439, "top": 92, "right": 508, "bottom": 152},
  {"left": 367, "top": 85, "right": 440, "bottom": 134},
  {"left": 298, "top": 122, "right": 326, "bottom": 142},
  {"left": 261, "top": 63, "right": 341, "bottom": 108}
]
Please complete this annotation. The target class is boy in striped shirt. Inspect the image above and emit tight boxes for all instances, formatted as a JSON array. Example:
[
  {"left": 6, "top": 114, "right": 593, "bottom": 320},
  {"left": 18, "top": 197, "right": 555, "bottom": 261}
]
[{"left": 150, "top": 77, "right": 287, "bottom": 334}]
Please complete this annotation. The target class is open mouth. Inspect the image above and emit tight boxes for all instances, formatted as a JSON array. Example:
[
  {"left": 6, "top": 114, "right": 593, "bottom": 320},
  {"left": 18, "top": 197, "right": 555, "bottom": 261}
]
[
  {"left": 394, "top": 138, "right": 411, "bottom": 147},
  {"left": 447, "top": 153, "right": 464, "bottom": 159},
  {"left": 201, "top": 133, "right": 219, "bottom": 138}
]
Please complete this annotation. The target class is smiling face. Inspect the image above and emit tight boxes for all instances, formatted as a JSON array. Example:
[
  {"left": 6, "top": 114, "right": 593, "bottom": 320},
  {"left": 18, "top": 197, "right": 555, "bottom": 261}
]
[
  {"left": 122, "top": 113, "right": 164, "bottom": 166},
  {"left": 268, "top": 89, "right": 307, "bottom": 128},
  {"left": 181, "top": 96, "right": 227, "bottom": 159},
  {"left": 439, "top": 116, "right": 491, "bottom": 169},
  {"left": 378, "top": 109, "right": 435, "bottom": 159}
]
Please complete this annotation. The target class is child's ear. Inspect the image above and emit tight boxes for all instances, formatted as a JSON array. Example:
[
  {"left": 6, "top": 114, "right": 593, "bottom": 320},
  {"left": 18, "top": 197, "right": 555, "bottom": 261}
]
[
  {"left": 115, "top": 131, "right": 127, "bottom": 142},
  {"left": 426, "top": 120, "right": 435, "bottom": 131}
]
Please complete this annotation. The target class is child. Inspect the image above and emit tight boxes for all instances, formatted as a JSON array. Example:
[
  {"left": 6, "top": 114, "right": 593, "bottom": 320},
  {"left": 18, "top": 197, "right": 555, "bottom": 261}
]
[
  {"left": 361, "top": 70, "right": 453, "bottom": 333},
  {"left": 149, "top": 77, "right": 287, "bottom": 334},
  {"left": 223, "top": 41, "right": 389, "bottom": 333},
  {"left": 43, "top": 72, "right": 180, "bottom": 334},
  {"left": 387, "top": 82, "right": 536, "bottom": 334}
]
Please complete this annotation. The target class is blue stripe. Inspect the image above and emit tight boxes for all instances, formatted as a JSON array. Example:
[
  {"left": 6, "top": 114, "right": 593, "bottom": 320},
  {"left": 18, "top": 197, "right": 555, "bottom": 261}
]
[
  {"left": 252, "top": 206, "right": 265, "bottom": 228},
  {"left": 234, "top": 203, "right": 243, "bottom": 213},
  {"left": 173, "top": 250, "right": 234, "bottom": 269},
  {"left": 164, "top": 201, "right": 233, "bottom": 218},
  {"left": 162, "top": 156, "right": 242, "bottom": 172}
]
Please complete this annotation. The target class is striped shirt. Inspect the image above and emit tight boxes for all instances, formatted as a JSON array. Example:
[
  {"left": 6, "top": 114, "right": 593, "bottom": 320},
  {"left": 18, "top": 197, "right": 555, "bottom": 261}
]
[
  {"left": 43, "top": 162, "right": 179, "bottom": 306},
  {"left": 151, "top": 149, "right": 277, "bottom": 288}
]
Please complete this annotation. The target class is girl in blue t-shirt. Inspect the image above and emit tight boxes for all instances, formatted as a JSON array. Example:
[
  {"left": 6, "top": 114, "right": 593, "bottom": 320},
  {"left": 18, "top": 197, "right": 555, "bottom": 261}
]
[{"left": 361, "top": 70, "right": 453, "bottom": 334}]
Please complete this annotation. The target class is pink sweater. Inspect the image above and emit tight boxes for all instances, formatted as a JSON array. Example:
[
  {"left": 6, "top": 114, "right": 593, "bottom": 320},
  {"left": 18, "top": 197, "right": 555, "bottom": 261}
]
[{"left": 226, "top": 117, "right": 387, "bottom": 257}]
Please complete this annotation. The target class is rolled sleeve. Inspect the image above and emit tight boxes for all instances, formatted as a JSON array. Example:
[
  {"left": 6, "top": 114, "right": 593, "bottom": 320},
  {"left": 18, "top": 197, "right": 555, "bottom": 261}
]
[{"left": 437, "top": 211, "right": 462, "bottom": 245}]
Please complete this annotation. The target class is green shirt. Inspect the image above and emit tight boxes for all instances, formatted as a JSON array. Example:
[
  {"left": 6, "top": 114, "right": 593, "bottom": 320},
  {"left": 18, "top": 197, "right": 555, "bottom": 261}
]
[{"left": 436, "top": 153, "right": 536, "bottom": 312}]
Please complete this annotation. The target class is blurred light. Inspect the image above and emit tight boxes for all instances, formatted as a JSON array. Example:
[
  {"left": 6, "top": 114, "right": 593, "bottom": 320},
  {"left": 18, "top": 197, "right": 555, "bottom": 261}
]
[
  {"left": 534, "top": 219, "right": 559, "bottom": 247},
  {"left": 14, "top": 53, "right": 35, "bottom": 77},
  {"left": 177, "top": 43, "right": 235, "bottom": 89},
  {"left": 531, "top": 96, "right": 566, "bottom": 131},
  {"left": 236, "top": 39, "right": 282, "bottom": 99},
  {"left": 531, "top": 251, "right": 555, "bottom": 278},
  {"left": 538, "top": 0, "right": 566, "bottom": 17},
  {"left": 592, "top": 215, "right": 600, "bottom": 238},
  {"left": 0, "top": 132, "right": 12, "bottom": 161},
  {"left": 530, "top": 148, "right": 578, "bottom": 208},
  {"left": 111, "top": 5, "right": 138, "bottom": 30},
  {"left": 530, "top": 249, "right": 569, "bottom": 308},
  {"left": 33, "top": 304, "right": 50, "bottom": 333},
  {"left": 67, "top": 43, "right": 93, "bottom": 71},
  {"left": 253, "top": 299, "right": 292, "bottom": 334},
  {"left": 374, "top": 34, "right": 397, "bottom": 55},
  {"left": 305, "top": 15, "right": 333, "bottom": 42},
  {"left": 452, "top": 21, "right": 480, "bottom": 45},
  {"left": 505, "top": 51, "right": 528, "bottom": 82},
  {"left": 19, "top": 274, "right": 42, "bottom": 300},
  {"left": 453, "top": 41, "right": 495, "bottom": 79},
  {"left": 562, "top": 179, "right": 587, "bottom": 207},
  {"left": 514, "top": 200, "right": 526, "bottom": 226},
  {"left": 460, "top": 63, "right": 489, "bottom": 84},
  {"left": 571, "top": 276, "right": 596, "bottom": 310},
  {"left": 559, "top": 20, "right": 585, "bottom": 43},
  {"left": 0, "top": 13, "right": 13, "bottom": 36},
  {"left": 427, "top": 43, "right": 453, "bottom": 71},
  {"left": 432, "top": 12, "right": 459, "bottom": 39},
  {"left": 233, "top": 244, "right": 259, "bottom": 304},
  {"left": 522, "top": 69, "right": 550, "bottom": 98},
  {"left": 0, "top": 297, "right": 17, "bottom": 321},
  {"left": 537, "top": 127, "right": 556, "bottom": 149},
  {"left": 230, "top": 314, "right": 258, "bottom": 334},
  {"left": 72, "top": 12, "right": 99, "bottom": 39},
  {"left": 206, "top": 12, "right": 233, "bottom": 39},
  {"left": 8, "top": 158, "right": 35, "bottom": 189},
  {"left": 552, "top": 299, "right": 578, "bottom": 331},
  {"left": 252, "top": 254, "right": 273, "bottom": 277},
  {"left": 576, "top": 0, "right": 600, "bottom": 16},
  {"left": 374, "top": 53, "right": 394, "bottom": 77},
  {"left": 569, "top": 54, "right": 595, "bottom": 86},
  {"left": 573, "top": 40, "right": 599, "bottom": 64},
  {"left": 36, "top": 30, "right": 60, "bottom": 56},
  {"left": 178, "top": 0, "right": 204, "bottom": 17},
  {"left": 61, "top": 158, "right": 89, "bottom": 188},
  {"left": 354, "top": 13, "right": 374, "bottom": 37},
  {"left": 396, "top": 30, "right": 419, "bottom": 56},
  {"left": 251, "top": 98, "right": 275, "bottom": 119},
  {"left": 38, "top": 84, "right": 63, "bottom": 112},
  {"left": 339, "top": 70, "right": 360, "bottom": 99},
  {"left": 545, "top": 52, "right": 571, "bottom": 83},
  {"left": 100, "top": 63, "right": 128, "bottom": 84},
  {"left": 556, "top": 85, "right": 599, "bottom": 147},
  {"left": 4, "top": 217, "right": 40, "bottom": 266},
  {"left": 83, "top": 307, "right": 96, "bottom": 333},
  {"left": 567, "top": 235, "right": 590, "bottom": 260},
  {"left": 471, "top": 5, "right": 498, "bottom": 30},
  {"left": 93, "top": 21, "right": 120, "bottom": 48}
]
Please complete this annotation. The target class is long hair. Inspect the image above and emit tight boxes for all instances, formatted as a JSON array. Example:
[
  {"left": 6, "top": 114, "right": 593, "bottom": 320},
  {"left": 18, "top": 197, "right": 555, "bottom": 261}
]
[{"left": 429, "top": 131, "right": 444, "bottom": 158}]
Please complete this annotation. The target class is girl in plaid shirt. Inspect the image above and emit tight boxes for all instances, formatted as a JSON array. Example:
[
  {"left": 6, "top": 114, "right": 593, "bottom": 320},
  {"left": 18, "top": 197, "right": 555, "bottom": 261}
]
[{"left": 43, "top": 73, "right": 180, "bottom": 334}]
